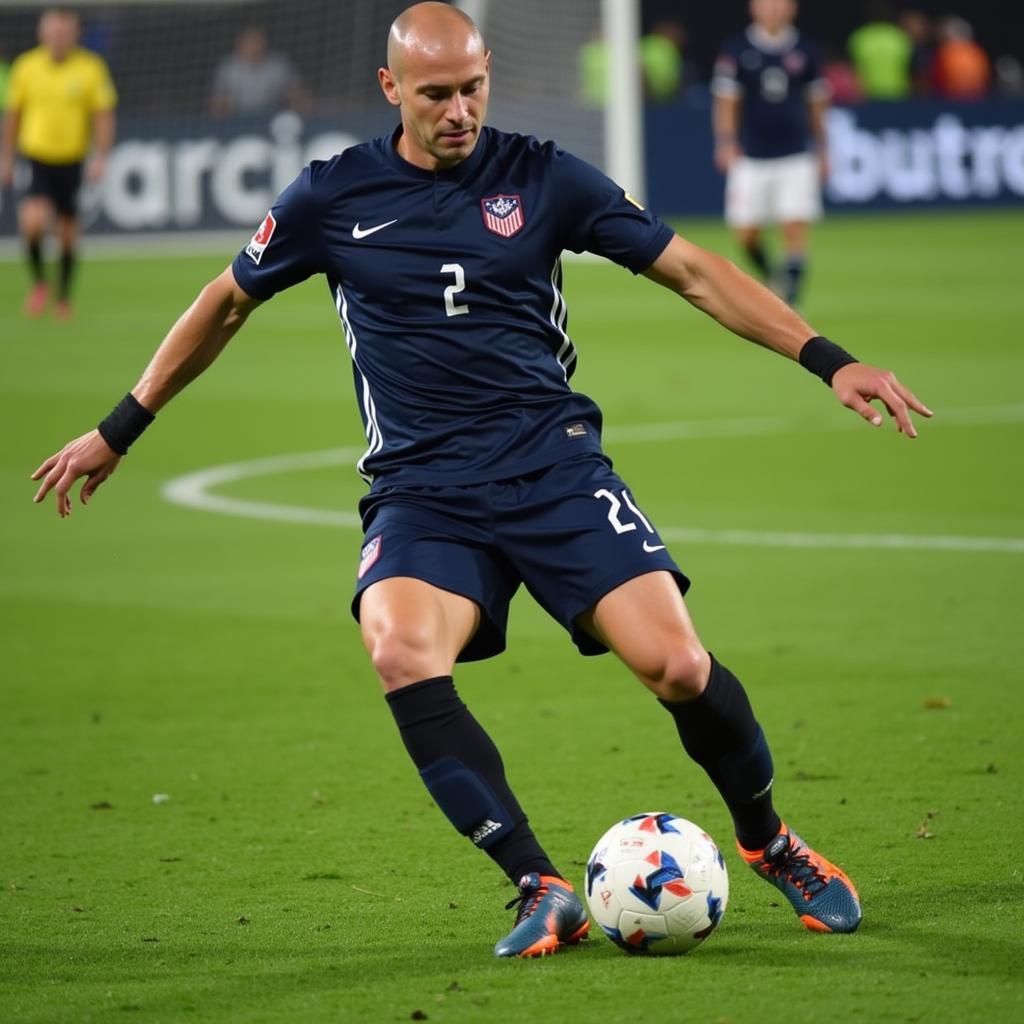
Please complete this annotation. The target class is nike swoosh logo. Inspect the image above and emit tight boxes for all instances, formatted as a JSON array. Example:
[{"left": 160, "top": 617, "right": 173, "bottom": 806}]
[
  {"left": 352, "top": 219, "right": 397, "bottom": 239},
  {"left": 643, "top": 541, "right": 666, "bottom": 553}
]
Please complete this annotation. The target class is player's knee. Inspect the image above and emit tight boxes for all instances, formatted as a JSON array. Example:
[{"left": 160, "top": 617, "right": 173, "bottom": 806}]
[
  {"left": 646, "top": 641, "right": 711, "bottom": 702},
  {"left": 366, "top": 623, "right": 445, "bottom": 692}
]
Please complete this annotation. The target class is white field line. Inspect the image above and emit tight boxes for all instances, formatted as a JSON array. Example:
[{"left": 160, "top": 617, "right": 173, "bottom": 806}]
[{"left": 160, "top": 404, "right": 1024, "bottom": 554}]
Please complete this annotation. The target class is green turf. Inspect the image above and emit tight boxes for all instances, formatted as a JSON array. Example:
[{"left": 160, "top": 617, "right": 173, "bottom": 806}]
[{"left": 2, "top": 211, "right": 1023, "bottom": 1023}]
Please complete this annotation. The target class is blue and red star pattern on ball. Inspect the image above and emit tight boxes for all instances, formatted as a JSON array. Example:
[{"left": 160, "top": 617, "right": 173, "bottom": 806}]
[
  {"left": 628, "top": 849, "right": 693, "bottom": 911},
  {"left": 693, "top": 891, "right": 725, "bottom": 941},
  {"left": 586, "top": 853, "right": 608, "bottom": 898},
  {"left": 623, "top": 813, "right": 682, "bottom": 835},
  {"left": 600, "top": 923, "right": 668, "bottom": 954}
]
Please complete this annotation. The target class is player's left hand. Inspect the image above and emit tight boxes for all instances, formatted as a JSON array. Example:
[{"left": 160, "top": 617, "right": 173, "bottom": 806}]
[
  {"left": 830, "top": 363, "right": 933, "bottom": 439},
  {"left": 31, "top": 430, "right": 122, "bottom": 518}
]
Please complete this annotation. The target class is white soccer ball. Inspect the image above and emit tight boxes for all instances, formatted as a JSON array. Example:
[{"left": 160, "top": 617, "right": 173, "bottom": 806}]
[{"left": 584, "top": 812, "right": 729, "bottom": 955}]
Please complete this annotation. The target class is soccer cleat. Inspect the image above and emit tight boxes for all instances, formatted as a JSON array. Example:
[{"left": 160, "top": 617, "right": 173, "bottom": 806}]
[
  {"left": 54, "top": 299, "right": 74, "bottom": 321},
  {"left": 739, "top": 823, "right": 862, "bottom": 933},
  {"left": 24, "top": 282, "right": 48, "bottom": 317},
  {"left": 493, "top": 873, "right": 590, "bottom": 958}
]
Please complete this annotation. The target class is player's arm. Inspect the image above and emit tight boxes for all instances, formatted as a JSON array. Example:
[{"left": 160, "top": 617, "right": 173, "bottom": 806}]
[
  {"left": 711, "top": 93, "right": 741, "bottom": 173},
  {"left": 643, "top": 234, "right": 932, "bottom": 436},
  {"left": 31, "top": 266, "right": 261, "bottom": 517},
  {"left": 88, "top": 108, "right": 116, "bottom": 182},
  {"left": 0, "top": 108, "right": 20, "bottom": 188},
  {"left": 807, "top": 80, "right": 829, "bottom": 180}
]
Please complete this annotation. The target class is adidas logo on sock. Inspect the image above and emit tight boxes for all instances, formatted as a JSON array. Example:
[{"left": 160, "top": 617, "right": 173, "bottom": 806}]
[{"left": 471, "top": 819, "right": 503, "bottom": 845}]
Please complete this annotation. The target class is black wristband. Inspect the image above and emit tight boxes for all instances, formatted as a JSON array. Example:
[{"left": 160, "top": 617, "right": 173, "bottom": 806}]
[
  {"left": 97, "top": 393, "right": 155, "bottom": 455},
  {"left": 798, "top": 336, "right": 858, "bottom": 386}
]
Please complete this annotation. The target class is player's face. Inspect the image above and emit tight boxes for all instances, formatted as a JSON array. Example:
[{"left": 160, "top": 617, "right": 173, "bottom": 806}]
[
  {"left": 380, "top": 47, "right": 491, "bottom": 171},
  {"left": 750, "top": 0, "right": 797, "bottom": 33},
  {"left": 39, "top": 12, "right": 79, "bottom": 59}
]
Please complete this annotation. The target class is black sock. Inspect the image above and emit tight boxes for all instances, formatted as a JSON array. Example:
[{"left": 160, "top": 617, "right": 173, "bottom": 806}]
[
  {"left": 58, "top": 247, "right": 76, "bottom": 301},
  {"left": 27, "top": 238, "right": 44, "bottom": 284},
  {"left": 386, "top": 676, "right": 558, "bottom": 884},
  {"left": 783, "top": 254, "right": 805, "bottom": 306},
  {"left": 743, "top": 240, "right": 772, "bottom": 281},
  {"left": 659, "top": 656, "right": 781, "bottom": 851}
]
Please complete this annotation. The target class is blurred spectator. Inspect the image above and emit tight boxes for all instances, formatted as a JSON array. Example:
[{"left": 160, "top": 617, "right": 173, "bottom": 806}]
[
  {"left": 848, "top": 1, "right": 911, "bottom": 98},
  {"left": 640, "top": 21, "right": 687, "bottom": 102},
  {"left": 579, "top": 20, "right": 692, "bottom": 106},
  {"left": 898, "top": 8, "right": 934, "bottom": 96},
  {"left": 210, "top": 26, "right": 310, "bottom": 118},
  {"left": 995, "top": 54, "right": 1024, "bottom": 97},
  {"left": 931, "top": 17, "right": 991, "bottom": 100},
  {"left": 822, "top": 47, "right": 864, "bottom": 105}
]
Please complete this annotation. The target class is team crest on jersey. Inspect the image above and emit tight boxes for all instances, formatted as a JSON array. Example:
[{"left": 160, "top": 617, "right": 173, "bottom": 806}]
[
  {"left": 783, "top": 50, "right": 806, "bottom": 75},
  {"left": 480, "top": 194, "right": 525, "bottom": 238},
  {"left": 245, "top": 211, "right": 277, "bottom": 264},
  {"left": 358, "top": 535, "right": 382, "bottom": 580}
]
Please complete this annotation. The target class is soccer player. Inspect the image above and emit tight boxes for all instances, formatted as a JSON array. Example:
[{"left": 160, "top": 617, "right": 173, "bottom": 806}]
[
  {"left": 0, "top": 7, "right": 117, "bottom": 319},
  {"left": 712, "top": 0, "right": 828, "bottom": 308},
  {"left": 32, "top": 3, "right": 931, "bottom": 958}
]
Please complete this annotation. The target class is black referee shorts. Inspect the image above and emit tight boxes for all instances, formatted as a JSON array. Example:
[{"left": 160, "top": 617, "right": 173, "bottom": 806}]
[{"left": 25, "top": 159, "right": 84, "bottom": 217}]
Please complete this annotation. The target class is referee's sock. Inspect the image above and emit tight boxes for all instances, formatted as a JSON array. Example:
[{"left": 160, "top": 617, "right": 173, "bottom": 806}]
[
  {"left": 27, "top": 237, "right": 45, "bottom": 284},
  {"left": 58, "top": 247, "right": 76, "bottom": 302},
  {"left": 385, "top": 676, "right": 559, "bottom": 884},
  {"left": 783, "top": 254, "right": 806, "bottom": 306},
  {"left": 743, "top": 240, "right": 772, "bottom": 282},
  {"left": 658, "top": 656, "right": 781, "bottom": 851}
]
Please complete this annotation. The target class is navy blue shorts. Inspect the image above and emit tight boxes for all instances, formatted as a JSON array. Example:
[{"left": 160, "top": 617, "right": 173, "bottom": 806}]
[{"left": 351, "top": 455, "right": 689, "bottom": 662}]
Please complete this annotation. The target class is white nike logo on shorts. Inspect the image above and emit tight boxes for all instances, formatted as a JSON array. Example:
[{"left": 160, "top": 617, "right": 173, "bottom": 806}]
[
  {"left": 352, "top": 219, "right": 398, "bottom": 239},
  {"left": 643, "top": 541, "right": 666, "bottom": 553}
]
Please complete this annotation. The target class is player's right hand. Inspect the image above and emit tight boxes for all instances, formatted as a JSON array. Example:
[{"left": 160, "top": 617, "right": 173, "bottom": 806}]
[{"left": 31, "top": 430, "right": 122, "bottom": 518}]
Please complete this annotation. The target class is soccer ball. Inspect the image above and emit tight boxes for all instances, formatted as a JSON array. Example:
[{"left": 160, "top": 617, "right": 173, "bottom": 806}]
[{"left": 584, "top": 812, "right": 729, "bottom": 955}]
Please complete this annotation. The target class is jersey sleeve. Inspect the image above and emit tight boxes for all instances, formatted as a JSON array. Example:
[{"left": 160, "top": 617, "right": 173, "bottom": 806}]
[
  {"left": 3, "top": 55, "right": 27, "bottom": 111},
  {"left": 802, "top": 40, "right": 830, "bottom": 101},
  {"left": 551, "top": 148, "right": 673, "bottom": 274},
  {"left": 231, "top": 165, "right": 325, "bottom": 301},
  {"left": 88, "top": 56, "right": 118, "bottom": 112},
  {"left": 711, "top": 39, "right": 743, "bottom": 98}
]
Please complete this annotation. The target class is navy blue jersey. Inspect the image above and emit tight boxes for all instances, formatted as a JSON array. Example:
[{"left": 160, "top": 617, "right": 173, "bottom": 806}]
[
  {"left": 231, "top": 126, "right": 673, "bottom": 486},
  {"left": 712, "top": 25, "right": 827, "bottom": 159}
]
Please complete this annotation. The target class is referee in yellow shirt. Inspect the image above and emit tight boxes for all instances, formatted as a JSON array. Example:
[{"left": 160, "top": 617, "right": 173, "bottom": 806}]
[{"left": 1, "top": 8, "right": 117, "bottom": 319}]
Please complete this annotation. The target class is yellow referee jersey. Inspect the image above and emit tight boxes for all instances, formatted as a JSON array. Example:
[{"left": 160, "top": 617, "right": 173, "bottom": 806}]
[{"left": 4, "top": 46, "right": 117, "bottom": 165}]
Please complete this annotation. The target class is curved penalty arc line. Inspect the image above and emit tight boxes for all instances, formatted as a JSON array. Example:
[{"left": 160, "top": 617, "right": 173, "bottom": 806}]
[{"left": 160, "top": 407, "right": 1024, "bottom": 554}]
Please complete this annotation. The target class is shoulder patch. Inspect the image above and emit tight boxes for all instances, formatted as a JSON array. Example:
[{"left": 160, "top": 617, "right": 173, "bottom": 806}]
[{"left": 245, "top": 211, "right": 277, "bottom": 264}]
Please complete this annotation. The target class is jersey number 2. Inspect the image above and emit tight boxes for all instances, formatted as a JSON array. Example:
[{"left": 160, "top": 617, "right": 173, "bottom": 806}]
[{"left": 441, "top": 263, "right": 469, "bottom": 317}]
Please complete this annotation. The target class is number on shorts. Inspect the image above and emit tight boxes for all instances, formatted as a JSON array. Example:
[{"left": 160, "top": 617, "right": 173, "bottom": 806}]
[{"left": 594, "top": 488, "right": 655, "bottom": 535}]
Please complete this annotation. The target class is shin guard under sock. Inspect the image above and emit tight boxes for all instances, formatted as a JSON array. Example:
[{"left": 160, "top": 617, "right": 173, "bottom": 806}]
[
  {"left": 58, "top": 248, "right": 76, "bottom": 301},
  {"left": 659, "top": 656, "right": 781, "bottom": 850},
  {"left": 783, "top": 254, "right": 806, "bottom": 306},
  {"left": 386, "top": 676, "right": 558, "bottom": 882},
  {"left": 743, "top": 240, "right": 772, "bottom": 282},
  {"left": 27, "top": 238, "right": 44, "bottom": 283}
]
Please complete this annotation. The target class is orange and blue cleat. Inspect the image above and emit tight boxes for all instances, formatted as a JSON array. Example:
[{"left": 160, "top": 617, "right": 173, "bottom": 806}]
[
  {"left": 739, "top": 823, "right": 862, "bottom": 933},
  {"left": 493, "top": 873, "right": 590, "bottom": 958}
]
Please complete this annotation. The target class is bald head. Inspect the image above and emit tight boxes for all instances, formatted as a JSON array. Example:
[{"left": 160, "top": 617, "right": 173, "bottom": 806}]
[{"left": 387, "top": 2, "right": 484, "bottom": 79}]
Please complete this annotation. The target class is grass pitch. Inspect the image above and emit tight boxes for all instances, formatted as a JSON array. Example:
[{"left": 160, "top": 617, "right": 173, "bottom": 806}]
[{"left": 1, "top": 211, "right": 1023, "bottom": 1023}]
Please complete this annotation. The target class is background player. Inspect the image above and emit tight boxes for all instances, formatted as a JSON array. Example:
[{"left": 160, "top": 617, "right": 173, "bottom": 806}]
[
  {"left": 30, "top": 3, "right": 930, "bottom": 959},
  {"left": 0, "top": 7, "right": 117, "bottom": 319},
  {"left": 712, "top": 0, "right": 828, "bottom": 308}
]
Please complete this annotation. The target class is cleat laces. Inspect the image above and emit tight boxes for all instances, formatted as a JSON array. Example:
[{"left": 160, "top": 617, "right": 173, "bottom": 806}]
[
  {"left": 505, "top": 879, "right": 549, "bottom": 925},
  {"left": 765, "top": 838, "right": 828, "bottom": 900}
]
